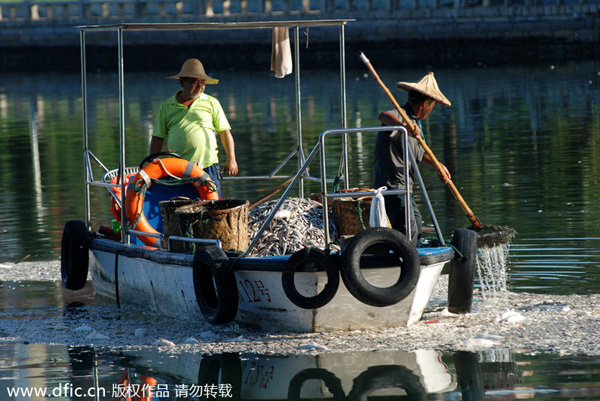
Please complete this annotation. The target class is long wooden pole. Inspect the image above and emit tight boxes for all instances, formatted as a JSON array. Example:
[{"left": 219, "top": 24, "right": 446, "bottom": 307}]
[
  {"left": 359, "top": 52, "right": 482, "bottom": 230},
  {"left": 249, "top": 176, "right": 295, "bottom": 209}
]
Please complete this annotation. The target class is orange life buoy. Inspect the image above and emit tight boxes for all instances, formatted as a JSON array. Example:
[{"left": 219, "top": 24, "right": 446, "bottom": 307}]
[
  {"left": 109, "top": 173, "right": 137, "bottom": 222},
  {"left": 125, "top": 158, "right": 219, "bottom": 247}
]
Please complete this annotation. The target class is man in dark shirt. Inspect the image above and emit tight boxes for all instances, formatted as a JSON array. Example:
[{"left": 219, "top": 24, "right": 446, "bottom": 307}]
[{"left": 374, "top": 72, "right": 451, "bottom": 245}]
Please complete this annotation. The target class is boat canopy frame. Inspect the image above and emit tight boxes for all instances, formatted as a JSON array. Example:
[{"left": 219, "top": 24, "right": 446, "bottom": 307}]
[
  {"left": 78, "top": 19, "right": 446, "bottom": 254},
  {"left": 78, "top": 19, "right": 353, "bottom": 245}
]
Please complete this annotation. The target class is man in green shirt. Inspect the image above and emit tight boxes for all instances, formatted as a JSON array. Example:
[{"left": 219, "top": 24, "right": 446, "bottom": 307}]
[{"left": 150, "top": 58, "right": 238, "bottom": 196}]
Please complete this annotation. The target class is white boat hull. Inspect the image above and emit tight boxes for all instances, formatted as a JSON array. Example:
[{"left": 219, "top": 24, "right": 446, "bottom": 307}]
[{"left": 89, "top": 239, "right": 451, "bottom": 332}]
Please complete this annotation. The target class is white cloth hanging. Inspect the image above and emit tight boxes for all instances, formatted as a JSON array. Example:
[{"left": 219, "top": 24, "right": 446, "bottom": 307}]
[
  {"left": 270, "top": 27, "right": 292, "bottom": 78},
  {"left": 369, "top": 186, "right": 388, "bottom": 228}
]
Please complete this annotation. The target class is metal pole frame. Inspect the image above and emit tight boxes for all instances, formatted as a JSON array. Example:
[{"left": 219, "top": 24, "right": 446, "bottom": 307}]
[
  {"left": 319, "top": 126, "right": 411, "bottom": 248},
  {"left": 117, "top": 28, "right": 129, "bottom": 244},
  {"left": 294, "top": 26, "right": 304, "bottom": 198},
  {"left": 339, "top": 24, "right": 349, "bottom": 190},
  {"left": 80, "top": 30, "right": 91, "bottom": 229}
]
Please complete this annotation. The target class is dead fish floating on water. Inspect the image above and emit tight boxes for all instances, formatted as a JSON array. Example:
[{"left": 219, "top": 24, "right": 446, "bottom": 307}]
[{"left": 247, "top": 198, "right": 339, "bottom": 257}]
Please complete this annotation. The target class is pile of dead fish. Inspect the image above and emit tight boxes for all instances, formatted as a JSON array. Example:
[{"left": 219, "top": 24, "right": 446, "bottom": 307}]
[{"left": 247, "top": 198, "right": 339, "bottom": 257}]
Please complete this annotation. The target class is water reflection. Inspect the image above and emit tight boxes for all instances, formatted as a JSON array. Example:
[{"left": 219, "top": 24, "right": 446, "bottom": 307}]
[
  {"left": 2, "top": 343, "right": 600, "bottom": 400},
  {"left": 28, "top": 98, "right": 47, "bottom": 237}
]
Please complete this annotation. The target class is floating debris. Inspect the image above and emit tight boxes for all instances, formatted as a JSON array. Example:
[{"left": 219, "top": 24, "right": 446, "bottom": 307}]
[
  {"left": 497, "top": 310, "right": 525, "bottom": 323},
  {"left": 247, "top": 198, "right": 339, "bottom": 257},
  {"left": 74, "top": 325, "right": 93, "bottom": 333},
  {"left": 85, "top": 330, "right": 109, "bottom": 341},
  {"left": 153, "top": 339, "right": 176, "bottom": 347},
  {"left": 463, "top": 336, "right": 499, "bottom": 350},
  {"left": 297, "top": 343, "right": 330, "bottom": 352}
]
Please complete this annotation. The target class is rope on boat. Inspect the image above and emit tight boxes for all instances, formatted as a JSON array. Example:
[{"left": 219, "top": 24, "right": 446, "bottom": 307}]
[
  {"left": 178, "top": 208, "right": 211, "bottom": 254},
  {"left": 355, "top": 198, "right": 367, "bottom": 231}
]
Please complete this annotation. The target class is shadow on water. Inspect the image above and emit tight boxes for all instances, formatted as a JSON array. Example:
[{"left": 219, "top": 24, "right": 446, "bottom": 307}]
[{"left": 1, "top": 343, "right": 599, "bottom": 400}]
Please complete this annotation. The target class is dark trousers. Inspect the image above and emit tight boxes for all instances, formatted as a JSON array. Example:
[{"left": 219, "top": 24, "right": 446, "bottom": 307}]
[
  {"left": 203, "top": 163, "right": 222, "bottom": 198},
  {"left": 383, "top": 194, "right": 421, "bottom": 245}
]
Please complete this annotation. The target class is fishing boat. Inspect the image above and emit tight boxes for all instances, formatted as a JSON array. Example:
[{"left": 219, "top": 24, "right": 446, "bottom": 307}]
[{"left": 61, "top": 20, "right": 476, "bottom": 332}]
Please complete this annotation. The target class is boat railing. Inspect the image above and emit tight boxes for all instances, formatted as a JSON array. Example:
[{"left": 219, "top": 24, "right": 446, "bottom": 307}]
[
  {"left": 85, "top": 122, "right": 443, "bottom": 254},
  {"left": 167, "top": 236, "right": 222, "bottom": 251},
  {"left": 243, "top": 124, "right": 445, "bottom": 257},
  {"left": 224, "top": 145, "right": 316, "bottom": 183},
  {"left": 318, "top": 126, "right": 411, "bottom": 247}
]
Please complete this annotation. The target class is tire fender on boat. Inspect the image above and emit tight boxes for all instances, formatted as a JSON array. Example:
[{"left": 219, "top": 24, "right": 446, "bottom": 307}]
[
  {"left": 447, "top": 228, "right": 478, "bottom": 314},
  {"left": 281, "top": 248, "right": 339, "bottom": 309},
  {"left": 341, "top": 227, "right": 420, "bottom": 307},
  {"left": 192, "top": 246, "right": 238, "bottom": 325},
  {"left": 61, "top": 220, "right": 90, "bottom": 290},
  {"left": 125, "top": 157, "right": 219, "bottom": 247}
]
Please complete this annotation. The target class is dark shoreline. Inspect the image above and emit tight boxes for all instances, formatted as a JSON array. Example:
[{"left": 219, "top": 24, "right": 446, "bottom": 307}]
[{"left": 2, "top": 38, "right": 597, "bottom": 73}]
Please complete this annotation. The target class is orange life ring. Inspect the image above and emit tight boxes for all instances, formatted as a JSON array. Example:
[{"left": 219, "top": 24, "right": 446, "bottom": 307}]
[
  {"left": 109, "top": 173, "right": 137, "bottom": 222},
  {"left": 125, "top": 158, "right": 219, "bottom": 247}
]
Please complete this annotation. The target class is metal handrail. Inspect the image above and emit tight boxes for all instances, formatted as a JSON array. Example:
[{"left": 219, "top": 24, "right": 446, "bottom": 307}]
[
  {"left": 167, "top": 236, "right": 222, "bottom": 251},
  {"left": 319, "top": 126, "right": 412, "bottom": 248},
  {"left": 242, "top": 124, "right": 446, "bottom": 255},
  {"left": 243, "top": 125, "right": 414, "bottom": 256}
]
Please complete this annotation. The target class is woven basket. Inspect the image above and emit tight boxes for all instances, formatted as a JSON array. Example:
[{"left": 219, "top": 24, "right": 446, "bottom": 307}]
[
  {"left": 331, "top": 188, "right": 390, "bottom": 236},
  {"left": 175, "top": 199, "right": 249, "bottom": 252},
  {"left": 159, "top": 198, "right": 200, "bottom": 252}
]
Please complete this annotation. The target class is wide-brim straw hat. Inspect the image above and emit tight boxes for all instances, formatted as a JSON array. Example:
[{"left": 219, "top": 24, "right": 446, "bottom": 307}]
[
  {"left": 167, "top": 58, "right": 219, "bottom": 84},
  {"left": 396, "top": 72, "right": 451, "bottom": 107}
]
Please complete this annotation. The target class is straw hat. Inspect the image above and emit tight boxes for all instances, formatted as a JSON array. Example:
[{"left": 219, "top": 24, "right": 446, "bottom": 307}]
[
  {"left": 168, "top": 58, "right": 219, "bottom": 84},
  {"left": 396, "top": 72, "right": 451, "bottom": 107}
]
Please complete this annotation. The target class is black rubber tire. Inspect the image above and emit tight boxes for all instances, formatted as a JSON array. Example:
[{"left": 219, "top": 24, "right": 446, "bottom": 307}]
[
  {"left": 288, "top": 368, "right": 345, "bottom": 400},
  {"left": 341, "top": 228, "right": 420, "bottom": 307},
  {"left": 192, "top": 246, "right": 238, "bottom": 325},
  {"left": 347, "top": 365, "right": 427, "bottom": 401},
  {"left": 281, "top": 248, "right": 339, "bottom": 309},
  {"left": 448, "top": 228, "right": 478, "bottom": 314},
  {"left": 197, "top": 353, "right": 242, "bottom": 399},
  {"left": 60, "top": 220, "right": 89, "bottom": 290}
]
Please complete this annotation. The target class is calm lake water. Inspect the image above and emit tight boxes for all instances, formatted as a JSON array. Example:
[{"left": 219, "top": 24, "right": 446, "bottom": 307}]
[
  {"left": 2, "top": 60, "right": 599, "bottom": 294},
  {"left": 1, "top": 60, "right": 600, "bottom": 399}
]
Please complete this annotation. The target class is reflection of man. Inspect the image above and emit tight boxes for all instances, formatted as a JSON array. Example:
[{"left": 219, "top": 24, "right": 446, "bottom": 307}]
[
  {"left": 149, "top": 58, "right": 238, "bottom": 196},
  {"left": 374, "top": 72, "right": 451, "bottom": 245}
]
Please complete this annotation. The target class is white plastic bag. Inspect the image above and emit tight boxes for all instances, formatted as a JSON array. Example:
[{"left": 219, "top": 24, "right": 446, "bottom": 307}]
[{"left": 369, "top": 186, "right": 388, "bottom": 228}]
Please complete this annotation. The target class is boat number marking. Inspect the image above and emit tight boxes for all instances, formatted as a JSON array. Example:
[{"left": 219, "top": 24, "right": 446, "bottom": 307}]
[
  {"left": 242, "top": 361, "right": 274, "bottom": 389},
  {"left": 238, "top": 279, "right": 271, "bottom": 303}
]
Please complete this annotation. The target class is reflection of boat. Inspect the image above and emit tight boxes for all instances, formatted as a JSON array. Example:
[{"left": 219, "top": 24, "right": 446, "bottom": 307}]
[
  {"left": 61, "top": 20, "right": 474, "bottom": 332},
  {"left": 119, "top": 349, "right": 456, "bottom": 400}
]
